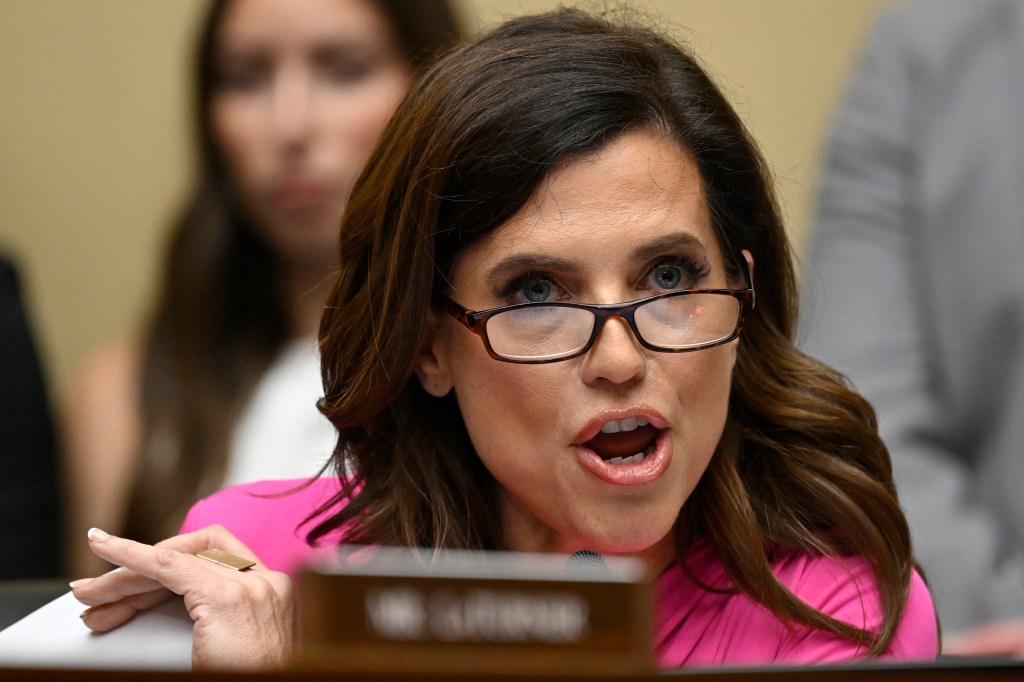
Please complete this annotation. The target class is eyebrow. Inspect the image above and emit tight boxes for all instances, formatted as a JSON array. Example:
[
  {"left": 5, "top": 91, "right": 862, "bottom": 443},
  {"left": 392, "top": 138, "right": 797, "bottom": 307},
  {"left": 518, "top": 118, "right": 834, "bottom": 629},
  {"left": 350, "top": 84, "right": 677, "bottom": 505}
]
[
  {"left": 484, "top": 254, "right": 581, "bottom": 290},
  {"left": 629, "top": 232, "right": 710, "bottom": 262},
  {"left": 216, "top": 37, "right": 369, "bottom": 57},
  {"left": 483, "top": 231, "right": 712, "bottom": 289}
]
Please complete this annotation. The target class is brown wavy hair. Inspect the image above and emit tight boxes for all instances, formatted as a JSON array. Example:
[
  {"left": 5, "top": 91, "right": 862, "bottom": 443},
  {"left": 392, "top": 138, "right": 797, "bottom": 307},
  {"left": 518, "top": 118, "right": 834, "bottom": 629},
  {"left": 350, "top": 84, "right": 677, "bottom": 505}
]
[
  {"left": 123, "top": 0, "right": 462, "bottom": 543},
  {"left": 315, "top": 8, "right": 915, "bottom": 653}
]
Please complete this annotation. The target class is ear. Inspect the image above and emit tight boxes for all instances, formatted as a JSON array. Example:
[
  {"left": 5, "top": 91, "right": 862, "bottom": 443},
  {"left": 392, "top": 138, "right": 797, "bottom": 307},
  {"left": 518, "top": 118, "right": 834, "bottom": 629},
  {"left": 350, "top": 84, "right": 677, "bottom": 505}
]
[
  {"left": 740, "top": 249, "right": 754, "bottom": 286},
  {"left": 413, "top": 309, "right": 454, "bottom": 397}
]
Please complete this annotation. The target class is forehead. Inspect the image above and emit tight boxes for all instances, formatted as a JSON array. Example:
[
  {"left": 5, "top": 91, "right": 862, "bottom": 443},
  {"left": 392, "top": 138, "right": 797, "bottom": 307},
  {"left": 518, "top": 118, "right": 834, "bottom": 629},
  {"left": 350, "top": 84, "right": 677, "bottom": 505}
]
[
  {"left": 455, "top": 130, "right": 719, "bottom": 272},
  {"left": 217, "top": 0, "right": 392, "bottom": 48}
]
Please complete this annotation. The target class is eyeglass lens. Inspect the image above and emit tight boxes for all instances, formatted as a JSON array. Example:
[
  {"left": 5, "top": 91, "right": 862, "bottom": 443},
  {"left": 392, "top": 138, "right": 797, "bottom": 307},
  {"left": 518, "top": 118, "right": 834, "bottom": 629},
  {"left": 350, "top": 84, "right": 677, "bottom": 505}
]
[{"left": 485, "top": 293, "right": 741, "bottom": 360}]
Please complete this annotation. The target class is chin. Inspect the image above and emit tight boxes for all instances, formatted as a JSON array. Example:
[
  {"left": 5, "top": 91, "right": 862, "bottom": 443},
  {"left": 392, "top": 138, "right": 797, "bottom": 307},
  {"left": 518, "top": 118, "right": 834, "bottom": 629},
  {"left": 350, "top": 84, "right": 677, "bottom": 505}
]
[{"left": 571, "top": 517, "right": 676, "bottom": 557}]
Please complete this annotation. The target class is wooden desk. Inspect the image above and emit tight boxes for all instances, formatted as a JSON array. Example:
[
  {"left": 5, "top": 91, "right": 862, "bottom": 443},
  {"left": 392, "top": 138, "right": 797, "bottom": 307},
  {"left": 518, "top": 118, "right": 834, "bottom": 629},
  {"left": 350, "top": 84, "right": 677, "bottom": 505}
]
[{"left": 1, "top": 659, "right": 1022, "bottom": 682}]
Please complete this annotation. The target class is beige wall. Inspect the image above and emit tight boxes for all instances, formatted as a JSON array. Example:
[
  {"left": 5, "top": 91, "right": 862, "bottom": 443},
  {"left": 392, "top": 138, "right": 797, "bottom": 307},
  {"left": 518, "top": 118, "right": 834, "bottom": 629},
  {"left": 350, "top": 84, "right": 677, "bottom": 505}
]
[{"left": 0, "top": 0, "right": 896, "bottom": 398}]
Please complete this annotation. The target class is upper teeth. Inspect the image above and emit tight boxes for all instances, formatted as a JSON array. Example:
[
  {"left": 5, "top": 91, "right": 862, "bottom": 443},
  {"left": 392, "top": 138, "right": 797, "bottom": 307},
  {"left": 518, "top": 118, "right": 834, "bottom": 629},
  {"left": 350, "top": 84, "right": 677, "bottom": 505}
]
[{"left": 600, "top": 416, "right": 649, "bottom": 434}]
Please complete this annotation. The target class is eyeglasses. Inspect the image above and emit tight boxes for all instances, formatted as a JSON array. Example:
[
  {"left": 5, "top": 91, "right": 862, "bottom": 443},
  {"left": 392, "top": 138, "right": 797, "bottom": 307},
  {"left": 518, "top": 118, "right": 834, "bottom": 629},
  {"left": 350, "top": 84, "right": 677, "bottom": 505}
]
[{"left": 443, "top": 260, "right": 755, "bottom": 364}]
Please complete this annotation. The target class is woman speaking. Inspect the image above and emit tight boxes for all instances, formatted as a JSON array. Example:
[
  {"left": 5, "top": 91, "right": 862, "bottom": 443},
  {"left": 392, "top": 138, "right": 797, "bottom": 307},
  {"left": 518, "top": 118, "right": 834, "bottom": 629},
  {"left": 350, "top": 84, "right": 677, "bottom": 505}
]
[{"left": 71, "top": 8, "right": 938, "bottom": 669}]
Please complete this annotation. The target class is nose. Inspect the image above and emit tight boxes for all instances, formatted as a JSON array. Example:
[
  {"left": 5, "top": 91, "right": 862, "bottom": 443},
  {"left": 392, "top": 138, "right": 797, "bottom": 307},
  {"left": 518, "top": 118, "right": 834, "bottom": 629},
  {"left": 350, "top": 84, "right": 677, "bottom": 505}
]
[
  {"left": 269, "top": 65, "right": 314, "bottom": 149},
  {"left": 580, "top": 315, "right": 647, "bottom": 387}
]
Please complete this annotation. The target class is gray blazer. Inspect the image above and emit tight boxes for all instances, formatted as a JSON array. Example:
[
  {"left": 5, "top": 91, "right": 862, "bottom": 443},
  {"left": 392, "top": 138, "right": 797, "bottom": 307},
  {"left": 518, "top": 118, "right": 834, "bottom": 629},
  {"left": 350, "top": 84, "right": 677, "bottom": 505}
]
[{"left": 800, "top": 0, "right": 1024, "bottom": 632}]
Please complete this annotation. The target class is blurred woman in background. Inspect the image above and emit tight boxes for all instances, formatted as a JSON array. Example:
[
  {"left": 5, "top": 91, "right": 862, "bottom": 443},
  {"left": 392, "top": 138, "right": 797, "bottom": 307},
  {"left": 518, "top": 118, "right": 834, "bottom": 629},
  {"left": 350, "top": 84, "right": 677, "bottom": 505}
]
[{"left": 64, "top": 0, "right": 461, "bottom": 576}]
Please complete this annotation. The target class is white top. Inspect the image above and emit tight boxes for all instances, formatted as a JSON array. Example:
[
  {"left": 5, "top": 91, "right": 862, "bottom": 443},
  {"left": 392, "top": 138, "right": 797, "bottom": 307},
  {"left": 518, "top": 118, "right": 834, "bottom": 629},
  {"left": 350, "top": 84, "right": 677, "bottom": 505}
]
[{"left": 222, "top": 337, "right": 337, "bottom": 486}]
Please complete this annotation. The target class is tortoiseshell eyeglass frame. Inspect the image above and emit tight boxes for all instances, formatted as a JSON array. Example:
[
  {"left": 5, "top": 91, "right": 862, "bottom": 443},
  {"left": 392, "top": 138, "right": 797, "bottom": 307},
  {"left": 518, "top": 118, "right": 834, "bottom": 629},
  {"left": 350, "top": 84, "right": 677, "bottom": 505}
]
[{"left": 442, "top": 255, "right": 755, "bottom": 364}]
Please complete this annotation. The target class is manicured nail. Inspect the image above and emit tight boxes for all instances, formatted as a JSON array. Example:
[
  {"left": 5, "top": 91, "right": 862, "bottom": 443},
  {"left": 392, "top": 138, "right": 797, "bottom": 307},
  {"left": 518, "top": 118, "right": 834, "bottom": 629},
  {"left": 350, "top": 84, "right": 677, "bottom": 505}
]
[{"left": 87, "top": 527, "right": 110, "bottom": 542}]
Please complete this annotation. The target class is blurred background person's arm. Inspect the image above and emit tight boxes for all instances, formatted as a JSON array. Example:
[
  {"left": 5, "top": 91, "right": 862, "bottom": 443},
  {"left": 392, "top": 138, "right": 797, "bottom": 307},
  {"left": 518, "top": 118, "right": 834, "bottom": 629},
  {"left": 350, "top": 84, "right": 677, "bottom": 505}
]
[
  {"left": 0, "top": 255, "right": 60, "bottom": 579},
  {"left": 63, "top": 338, "right": 142, "bottom": 577},
  {"left": 800, "top": 0, "right": 1024, "bottom": 654}
]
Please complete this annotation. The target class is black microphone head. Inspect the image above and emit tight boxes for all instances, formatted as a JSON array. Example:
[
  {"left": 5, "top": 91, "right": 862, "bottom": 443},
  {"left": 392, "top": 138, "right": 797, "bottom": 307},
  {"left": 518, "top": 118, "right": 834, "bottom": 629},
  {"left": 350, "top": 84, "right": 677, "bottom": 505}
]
[{"left": 565, "top": 550, "right": 607, "bottom": 572}]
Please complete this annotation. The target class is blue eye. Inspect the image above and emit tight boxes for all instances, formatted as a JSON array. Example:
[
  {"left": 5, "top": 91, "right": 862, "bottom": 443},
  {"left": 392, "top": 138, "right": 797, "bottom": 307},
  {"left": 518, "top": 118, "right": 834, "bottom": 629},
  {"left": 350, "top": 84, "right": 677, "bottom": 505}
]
[
  {"left": 643, "top": 255, "right": 711, "bottom": 292},
  {"left": 497, "top": 272, "right": 563, "bottom": 304},
  {"left": 651, "top": 265, "right": 683, "bottom": 290},
  {"left": 522, "top": 278, "right": 553, "bottom": 303}
]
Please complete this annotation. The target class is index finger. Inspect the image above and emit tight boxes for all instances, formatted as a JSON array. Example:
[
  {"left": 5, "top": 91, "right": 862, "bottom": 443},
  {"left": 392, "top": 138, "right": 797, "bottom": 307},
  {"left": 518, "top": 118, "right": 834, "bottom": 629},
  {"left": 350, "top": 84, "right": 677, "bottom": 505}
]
[
  {"left": 74, "top": 525, "right": 266, "bottom": 602},
  {"left": 153, "top": 524, "right": 265, "bottom": 567},
  {"left": 83, "top": 527, "right": 264, "bottom": 600}
]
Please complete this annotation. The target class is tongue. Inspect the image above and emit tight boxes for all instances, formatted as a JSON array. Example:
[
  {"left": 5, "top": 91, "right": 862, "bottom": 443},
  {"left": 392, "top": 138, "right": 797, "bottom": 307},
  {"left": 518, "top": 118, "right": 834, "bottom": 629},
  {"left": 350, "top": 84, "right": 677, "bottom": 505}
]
[{"left": 584, "top": 425, "right": 657, "bottom": 460}]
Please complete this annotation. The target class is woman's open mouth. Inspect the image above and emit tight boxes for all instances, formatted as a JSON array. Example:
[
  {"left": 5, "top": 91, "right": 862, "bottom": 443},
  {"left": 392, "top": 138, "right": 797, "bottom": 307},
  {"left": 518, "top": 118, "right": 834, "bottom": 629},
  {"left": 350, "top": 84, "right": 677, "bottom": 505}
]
[
  {"left": 583, "top": 418, "right": 658, "bottom": 465},
  {"left": 574, "top": 412, "right": 672, "bottom": 485}
]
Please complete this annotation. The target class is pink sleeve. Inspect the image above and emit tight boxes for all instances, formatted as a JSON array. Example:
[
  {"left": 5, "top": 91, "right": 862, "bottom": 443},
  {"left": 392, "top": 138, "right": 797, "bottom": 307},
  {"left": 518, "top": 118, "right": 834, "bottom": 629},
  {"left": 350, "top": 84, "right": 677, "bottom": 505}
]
[
  {"left": 175, "top": 478, "right": 344, "bottom": 579},
  {"left": 876, "top": 569, "right": 940, "bottom": 660},
  {"left": 777, "top": 556, "right": 938, "bottom": 663},
  {"left": 177, "top": 497, "right": 207, "bottom": 535}
]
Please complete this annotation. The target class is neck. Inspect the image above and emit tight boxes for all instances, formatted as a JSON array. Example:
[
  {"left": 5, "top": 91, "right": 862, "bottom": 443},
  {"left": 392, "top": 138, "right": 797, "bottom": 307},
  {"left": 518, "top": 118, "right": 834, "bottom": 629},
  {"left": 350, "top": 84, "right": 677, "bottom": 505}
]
[{"left": 279, "top": 263, "right": 335, "bottom": 339}]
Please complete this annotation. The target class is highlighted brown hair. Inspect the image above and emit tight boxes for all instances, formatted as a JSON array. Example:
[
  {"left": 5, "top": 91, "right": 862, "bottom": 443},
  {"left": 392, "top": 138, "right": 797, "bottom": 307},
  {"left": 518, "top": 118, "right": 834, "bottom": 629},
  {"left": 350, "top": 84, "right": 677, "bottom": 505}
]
[{"left": 316, "top": 8, "right": 914, "bottom": 653}]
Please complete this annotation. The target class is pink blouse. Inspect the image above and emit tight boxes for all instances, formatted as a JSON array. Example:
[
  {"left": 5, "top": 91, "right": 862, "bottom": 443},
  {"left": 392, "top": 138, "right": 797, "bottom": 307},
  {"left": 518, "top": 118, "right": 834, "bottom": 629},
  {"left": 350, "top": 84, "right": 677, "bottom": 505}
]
[{"left": 180, "top": 478, "right": 939, "bottom": 667}]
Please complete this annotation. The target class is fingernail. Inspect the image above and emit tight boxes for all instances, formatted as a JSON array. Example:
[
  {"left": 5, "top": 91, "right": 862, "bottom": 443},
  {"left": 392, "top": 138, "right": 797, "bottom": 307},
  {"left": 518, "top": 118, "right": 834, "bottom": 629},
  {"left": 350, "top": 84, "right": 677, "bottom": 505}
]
[
  {"left": 69, "top": 579, "right": 87, "bottom": 589},
  {"left": 87, "top": 527, "right": 110, "bottom": 542},
  {"left": 79, "top": 608, "right": 91, "bottom": 620}
]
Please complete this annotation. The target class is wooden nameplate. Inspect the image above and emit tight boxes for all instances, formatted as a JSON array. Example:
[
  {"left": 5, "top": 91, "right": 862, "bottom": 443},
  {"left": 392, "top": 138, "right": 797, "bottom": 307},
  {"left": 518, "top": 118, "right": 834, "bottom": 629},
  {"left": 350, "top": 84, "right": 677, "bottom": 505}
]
[{"left": 296, "top": 547, "right": 653, "bottom": 676}]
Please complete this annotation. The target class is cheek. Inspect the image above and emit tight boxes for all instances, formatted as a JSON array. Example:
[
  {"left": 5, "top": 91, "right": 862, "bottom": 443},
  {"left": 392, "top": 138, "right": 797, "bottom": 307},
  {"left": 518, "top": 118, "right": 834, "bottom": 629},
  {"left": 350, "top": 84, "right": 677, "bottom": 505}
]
[
  {"left": 445, "top": 342, "right": 562, "bottom": 474},
  {"left": 671, "top": 344, "right": 737, "bottom": 446},
  {"left": 326, "top": 73, "right": 409, "bottom": 173},
  {"left": 210, "top": 100, "right": 263, "bottom": 186}
]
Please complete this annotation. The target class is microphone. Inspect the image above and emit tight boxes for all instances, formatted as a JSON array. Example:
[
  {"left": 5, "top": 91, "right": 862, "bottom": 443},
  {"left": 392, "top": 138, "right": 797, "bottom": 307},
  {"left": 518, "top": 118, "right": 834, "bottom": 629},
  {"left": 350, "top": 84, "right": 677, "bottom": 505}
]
[{"left": 565, "top": 550, "right": 607, "bottom": 572}]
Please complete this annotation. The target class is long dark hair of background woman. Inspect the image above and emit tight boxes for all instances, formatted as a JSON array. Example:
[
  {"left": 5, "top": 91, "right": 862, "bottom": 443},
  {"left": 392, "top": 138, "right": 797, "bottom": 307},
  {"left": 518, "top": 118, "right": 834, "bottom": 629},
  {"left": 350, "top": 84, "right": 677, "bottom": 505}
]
[{"left": 125, "top": 0, "right": 462, "bottom": 543}]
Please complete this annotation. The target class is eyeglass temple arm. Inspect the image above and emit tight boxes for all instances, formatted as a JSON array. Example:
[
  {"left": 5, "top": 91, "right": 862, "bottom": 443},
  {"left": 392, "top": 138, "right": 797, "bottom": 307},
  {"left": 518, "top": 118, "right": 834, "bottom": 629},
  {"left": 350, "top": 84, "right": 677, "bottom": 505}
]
[
  {"left": 441, "top": 297, "right": 480, "bottom": 332},
  {"left": 737, "top": 253, "right": 755, "bottom": 309}
]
